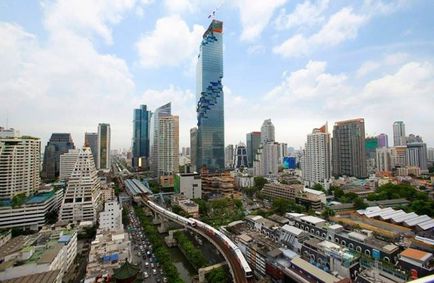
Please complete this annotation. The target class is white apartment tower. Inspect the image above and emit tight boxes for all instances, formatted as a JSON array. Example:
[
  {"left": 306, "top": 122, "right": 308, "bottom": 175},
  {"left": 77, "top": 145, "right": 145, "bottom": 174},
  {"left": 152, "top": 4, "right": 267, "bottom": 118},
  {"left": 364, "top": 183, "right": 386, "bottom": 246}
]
[
  {"left": 157, "top": 115, "right": 179, "bottom": 178},
  {"left": 376, "top": 148, "right": 393, "bottom": 172},
  {"left": 253, "top": 142, "right": 280, "bottom": 177},
  {"left": 302, "top": 124, "right": 331, "bottom": 187},
  {"left": 0, "top": 135, "right": 40, "bottom": 200},
  {"left": 261, "top": 119, "right": 275, "bottom": 144},
  {"left": 393, "top": 121, "right": 406, "bottom": 146},
  {"left": 97, "top": 123, "right": 111, "bottom": 170},
  {"left": 99, "top": 201, "right": 123, "bottom": 232},
  {"left": 59, "top": 147, "right": 102, "bottom": 223}
]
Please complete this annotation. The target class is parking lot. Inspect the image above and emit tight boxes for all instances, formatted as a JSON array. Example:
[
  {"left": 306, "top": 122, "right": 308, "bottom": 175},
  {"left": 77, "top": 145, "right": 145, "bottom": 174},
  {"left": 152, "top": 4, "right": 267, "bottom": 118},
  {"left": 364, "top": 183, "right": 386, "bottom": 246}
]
[{"left": 127, "top": 207, "right": 168, "bottom": 283}]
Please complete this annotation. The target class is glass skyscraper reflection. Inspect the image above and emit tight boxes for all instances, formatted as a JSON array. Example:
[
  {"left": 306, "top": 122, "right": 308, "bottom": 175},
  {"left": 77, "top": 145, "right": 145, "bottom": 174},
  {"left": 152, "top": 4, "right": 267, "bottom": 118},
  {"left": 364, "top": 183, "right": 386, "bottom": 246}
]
[
  {"left": 132, "top": 105, "right": 151, "bottom": 169},
  {"left": 196, "top": 20, "right": 224, "bottom": 172}
]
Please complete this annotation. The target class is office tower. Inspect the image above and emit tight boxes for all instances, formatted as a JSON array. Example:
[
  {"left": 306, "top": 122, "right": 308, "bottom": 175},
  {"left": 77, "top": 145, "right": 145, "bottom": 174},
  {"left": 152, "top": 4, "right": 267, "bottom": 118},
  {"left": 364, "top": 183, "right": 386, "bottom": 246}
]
[
  {"left": 428, "top": 148, "right": 434, "bottom": 162},
  {"left": 233, "top": 142, "right": 248, "bottom": 169},
  {"left": 406, "top": 134, "right": 423, "bottom": 144},
  {"left": 224, "top": 144, "right": 234, "bottom": 169},
  {"left": 332, "top": 118, "right": 367, "bottom": 178},
  {"left": 181, "top": 147, "right": 190, "bottom": 157},
  {"left": 157, "top": 115, "right": 179, "bottom": 178},
  {"left": 132, "top": 105, "right": 152, "bottom": 169},
  {"left": 393, "top": 121, "right": 406, "bottom": 146},
  {"left": 0, "top": 135, "right": 40, "bottom": 200},
  {"left": 59, "top": 147, "right": 102, "bottom": 223},
  {"left": 376, "top": 148, "right": 393, "bottom": 172},
  {"left": 253, "top": 142, "right": 280, "bottom": 177},
  {"left": 302, "top": 124, "right": 331, "bottom": 186},
  {"left": 261, "top": 119, "right": 275, "bottom": 144},
  {"left": 84, "top": 132, "right": 98, "bottom": 166},
  {"left": 0, "top": 127, "right": 20, "bottom": 138},
  {"left": 151, "top": 103, "right": 171, "bottom": 176},
  {"left": 190, "top": 127, "right": 198, "bottom": 172},
  {"left": 365, "top": 137, "right": 378, "bottom": 173},
  {"left": 97, "top": 123, "right": 111, "bottom": 170},
  {"left": 406, "top": 142, "right": 428, "bottom": 171},
  {"left": 391, "top": 146, "right": 407, "bottom": 168},
  {"left": 42, "top": 133, "right": 75, "bottom": 180},
  {"left": 246, "top": 131, "right": 261, "bottom": 167},
  {"left": 278, "top": 142, "right": 288, "bottom": 163},
  {"left": 377, "top": 133, "right": 388, "bottom": 148},
  {"left": 196, "top": 20, "right": 225, "bottom": 172}
]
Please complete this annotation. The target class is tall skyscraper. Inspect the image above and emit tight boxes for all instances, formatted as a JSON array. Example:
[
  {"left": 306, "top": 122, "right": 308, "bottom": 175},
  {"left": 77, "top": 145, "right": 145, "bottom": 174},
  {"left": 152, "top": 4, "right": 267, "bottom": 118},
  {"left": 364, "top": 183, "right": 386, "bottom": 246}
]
[
  {"left": 151, "top": 103, "right": 171, "bottom": 176},
  {"left": 261, "top": 119, "right": 275, "bottom": 144},
  {"left": 302, "top": 124, "right": 331, "bottom": 186},
  {"left": 406, "top": 142, "right": 428, "bottom": 171},
  {"left": 132, "top": 105, "right": 152, "bottom": 169},
  {"left": 196, "top": 20, "right": 225, "bottom": 172},
  {"left": 224, "top": 144, "right": 234, "bottom": 169},
  {"left": 246, "top": 131, "right": 261, "bottom": 167},
  {"left": 97, "top": 123, "right": 111, "bottom": 170},
  {"left": 84, "top": 132, "right": 98, "bottom": 166},
  {"left": 332, "top": 118, "right": 367, "bottom": 178},
  {"left": 393, "top": 121, "right": 406, "bottom": 146},
  {"left": 233, "top": 142, "right": 248, "bottom": 169},
  {"left": 278, "top": 142, "right": 288, "bottom": 163},
  {"left": 377, "top": 133, "right": 388, "bottom": 148},
  {"left": 190, "top": 127, "right": 198, "bottom": 172},
  {"left": 376, "top": 148, "right": 393, "bottom": 173},
  {"left": 157, "top": 115, "right": 179, "bottom": 178},
  {"left": 253, "top": 142, "right": 280, "bottom": 177},
  {"left": 59, "top": 147, "right": 102, "bottom": 223},
  {"left": 0, "top": 134, "right": 40, "bottom": 199},
  {"left": 428, "top": 148, "right": 434, "bottom": 163},
  {"left": 42, "top": 133, "right": 75, "bottom": 180}
]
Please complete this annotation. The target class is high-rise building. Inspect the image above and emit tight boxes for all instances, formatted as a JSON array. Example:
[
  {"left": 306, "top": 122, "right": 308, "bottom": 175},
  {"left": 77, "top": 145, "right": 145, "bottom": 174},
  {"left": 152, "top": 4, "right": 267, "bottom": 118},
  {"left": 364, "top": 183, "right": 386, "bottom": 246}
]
[
  {"left": 406, "top": 142, "right": 428, "bottom": 171},
  {"left": 406, "top": 134, "right": 423, "bottom": 144},
  {"left": 84, "top": 132, "right": 98, "bottom": 166},
  {"left": 393, "top": 121, "right": 406, "bottom": 146},
  {"left": 233, "top": 142, "right": 248, "bottom": 169},
  {"left": 59, "top": 147, "right": 102, "bottom": 223},
  {"left": 428, "top": 148, "right": 434, "bottom": 162},
  {"left": 332, "top": 118, "right": 367, "bottom": 178},
  {"left": 157, "top": 115, "right": 179, "bottom": 178},
  {"left": 196, "top": 20, "right": 225, "bottom": 172},
  {"left": 132, "top": 105, "right": 152, "bottom": 169},
  {"left": 302, "top": 124, "right": 331, "bottom": 186},
  {"left": 224, "top": 144, "right": 234, "bottom": 169},
  {"left": 365, "top": 137, "right": 378, "bottom": 174},
  {"left": 190, "top": 127, "right": 198, "bottom": 172},
  {"left": 99, "top": 201, "right": 123, "bottom": 232},
  {"left": 391, "top": 146, "right": 407, "bottom": 168},
  {"left": 376, "top": 148, "right": 393, "bottom": 173},
  {"left": 261, "top": 119, "right": 275, "bottom": 144},
  {"left": 42, "top": 133, "right": 75, "bottom": 180},
  {"left": 151, "top": 103, "right": 171, "bottom": 176},
  {"left": 97, "top": 123, "right": 111, "bottom": 170},
  {"left": 0, "top": 135, "right": 40, "bottom": 200},
  {"left": 60, "top": 149, "right": 81, "bottom": 180},
  {"left": 253, "top": 142, "right": 280, "bottom": 177},
  {"left": 181, "top": 147, "right": 190, "bottom": 157},
  {"left": 278, "top": 142, "right": 288, "bottom": 164},
  {"left": 0, "top": 127, "right": 20, "bottom": 138},
  {"left": 246, "top": 131, "right": 261, "bottom": 167},
  {"left": 377, "top": 133, "right": 388, "bottom": 148}
]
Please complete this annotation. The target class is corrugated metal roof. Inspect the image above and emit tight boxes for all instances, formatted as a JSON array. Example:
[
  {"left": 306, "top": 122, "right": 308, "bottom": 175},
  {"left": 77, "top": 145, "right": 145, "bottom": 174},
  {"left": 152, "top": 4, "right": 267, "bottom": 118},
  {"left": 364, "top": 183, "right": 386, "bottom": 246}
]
[
  {"left": 417, "top": 219, "right": 434, "bottom": 231},
  {"left": 405, "top": 215, "right": 431, "bottom": 226}
]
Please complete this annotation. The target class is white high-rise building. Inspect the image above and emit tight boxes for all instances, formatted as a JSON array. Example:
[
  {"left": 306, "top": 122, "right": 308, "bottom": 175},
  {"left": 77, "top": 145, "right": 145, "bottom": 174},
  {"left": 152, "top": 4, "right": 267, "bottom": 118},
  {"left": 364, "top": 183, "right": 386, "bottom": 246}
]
[
  {"left": 60, "top": 149, "right": 81, "bottom": 180},
  {"left": 261, "top": 119, "right": 275, "bottom": 144},
  {"left": 278, "top": 142, "right": 288, "bottom": 163},
  {"left": 253, "top": 142, "right": 279, "bottom": 177},
  {"left": 393, "top": 121, "right": 406, "bottom": 146},
  {"left": 99, "top": 201, "right": 122, "bottom": 232},
  {"left": 97, "top": 123, "right": 111, "bottom": 170},
  {"left": 302, "top": 124, "right": 331, "bottom": 187},
  {"left": 59, "top": 147, "right": 102, "bottom": 223},
  {"left": 428, "top": 148, "right": 434, "bottom": 162},
  {"left": 406, "top": 142, "right": 428, "bottom": 171},
  {"left": 376, "top": 148, "right": 393, "bottom": 172},
  {"left": 0, "top": 135, "right": 40, "bottom": 200},
  {"left": 157, "top": 115, "right": 179, "bottom": 178},
  {"left": 225, "top": 144, "right": 234, "bottom": 169}
]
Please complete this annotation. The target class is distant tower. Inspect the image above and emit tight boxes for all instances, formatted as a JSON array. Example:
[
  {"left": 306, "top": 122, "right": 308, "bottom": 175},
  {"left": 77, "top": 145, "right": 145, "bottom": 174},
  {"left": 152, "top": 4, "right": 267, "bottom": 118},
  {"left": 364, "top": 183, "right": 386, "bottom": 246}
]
[
  {"left": 42, "top": 133, "right": 75, "bottom": 180},
  {"left": 246, "top": 131, "right": 261, "bottom": 167},
  {"left": 59, "top": 147, "right": 102, "bottom": 223},
  {"left": 190, "top": 127, "right": 198, "bottom": 172},
  {"left": 97, "top": 123, "right": 111, "bottom": 170},
  {"left": 332, "top": 118, "right": 367, "bottom": 178},
  {"left": 377, "top": 133, "right": 388, "bottom": 148},
  {"left": 84, "top": 132, "right": 98, "bottom": 167},
  {"left": 224, "top": 144, "right": 234, "bottom": 169},
  {"left": 157, "top": 115, "right": 179, "bottom": 178},
  {"left": 151, "top": 103, "right": 171, "bottom": 177},
  {"left": 196, "top": 20, "right": 225, "bottom": 172},
  {"left": 233, "top": 142, "right": 248, "bottom": 169},
  {"left": 261, "top": 119, "right": 275, "bottom": 144},
  {"left": 132, "top": 105, "right": 152, "bottom": 169},
  {"left": 393, "top": 121, "right": 406, "bottom": 146}
]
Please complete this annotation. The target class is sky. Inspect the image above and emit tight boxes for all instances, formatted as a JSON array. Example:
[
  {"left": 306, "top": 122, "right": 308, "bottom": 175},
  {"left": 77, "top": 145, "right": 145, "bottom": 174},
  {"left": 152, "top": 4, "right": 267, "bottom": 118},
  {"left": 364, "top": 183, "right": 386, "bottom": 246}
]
[{"left": 1, "top": 0, "right": 434, "bottom": 151}]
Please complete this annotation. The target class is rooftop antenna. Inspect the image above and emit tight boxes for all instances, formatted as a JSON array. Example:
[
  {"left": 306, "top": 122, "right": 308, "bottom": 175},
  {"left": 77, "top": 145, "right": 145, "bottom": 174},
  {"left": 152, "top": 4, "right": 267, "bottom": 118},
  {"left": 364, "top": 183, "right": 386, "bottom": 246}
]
[{"left": 208, "top": 1, "right": 223, "bottom": 19}]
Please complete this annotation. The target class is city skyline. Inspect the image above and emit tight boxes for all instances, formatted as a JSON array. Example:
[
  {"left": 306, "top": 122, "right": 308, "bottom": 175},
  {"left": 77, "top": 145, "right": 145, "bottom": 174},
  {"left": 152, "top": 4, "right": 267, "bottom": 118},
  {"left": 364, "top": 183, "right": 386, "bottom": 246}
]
[{"left": 1, "top": 1, "right": 434, "bottom": 150}]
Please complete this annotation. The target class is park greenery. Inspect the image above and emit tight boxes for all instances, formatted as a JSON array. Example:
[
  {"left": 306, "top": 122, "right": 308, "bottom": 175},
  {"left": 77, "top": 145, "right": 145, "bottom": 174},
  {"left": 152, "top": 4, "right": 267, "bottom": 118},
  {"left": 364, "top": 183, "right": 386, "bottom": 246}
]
[
  {"left": 134, "top": 206, "right": 183, "bottom": 283},
  {"left": 173, "top": 231, "right": 207, "bottom": 270},
  {"left": 148, "top": 180, "right": 161, "bottom": 194},
  {"left": 205, "top": 266, "right": 229, "bottom": 283},
  {"left": 193, "top": 198, "right": 245, "bottom": 227},
  {"left": 11, "top": 193, "right": 27, "bottom": 208},
  {"left": 172, "top": 204, "right": 190, "bottom": 217},
  {"left": 330, "top": 186, "right": 367, "bottom": 210},
  {"left": 271, "top": 198, "right": 305, "bottom": 215},
  {"left": 122, "top": 207, "right": 129, "bottom": 226}
]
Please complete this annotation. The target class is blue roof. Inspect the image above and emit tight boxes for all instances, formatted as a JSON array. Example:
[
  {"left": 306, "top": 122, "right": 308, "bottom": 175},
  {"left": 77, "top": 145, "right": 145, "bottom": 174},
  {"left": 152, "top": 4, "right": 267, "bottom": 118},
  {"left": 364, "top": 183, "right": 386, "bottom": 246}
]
[{"left": 58, "top": 235, "right": 71, "bottom": 244}]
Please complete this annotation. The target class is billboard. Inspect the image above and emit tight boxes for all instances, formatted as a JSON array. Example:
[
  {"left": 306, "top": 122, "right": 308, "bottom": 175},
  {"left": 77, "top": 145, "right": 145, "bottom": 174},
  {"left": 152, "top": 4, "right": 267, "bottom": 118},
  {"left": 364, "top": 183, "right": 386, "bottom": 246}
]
[{"left": 283, "top": 156, "right": 296, "bottom": 169}]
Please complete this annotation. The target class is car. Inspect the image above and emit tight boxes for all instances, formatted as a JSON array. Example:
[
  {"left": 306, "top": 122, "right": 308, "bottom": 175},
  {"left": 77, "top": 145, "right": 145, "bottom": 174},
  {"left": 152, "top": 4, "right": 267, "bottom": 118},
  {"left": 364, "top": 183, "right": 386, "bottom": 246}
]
[
  {"left": 143, "top": 272, "right": 149, "bottom": 278},
  {"left": 163, "top": 277, "right": 168, "bottom": 283},
  {"left": 152, "top": 269, "right": 157, "bottom": 275},
  {"left": 151, "top": 263, "right": 154, "bottom": 268},
  {"left": 145, "top": 262, "right": 149, "bottom": 267}
]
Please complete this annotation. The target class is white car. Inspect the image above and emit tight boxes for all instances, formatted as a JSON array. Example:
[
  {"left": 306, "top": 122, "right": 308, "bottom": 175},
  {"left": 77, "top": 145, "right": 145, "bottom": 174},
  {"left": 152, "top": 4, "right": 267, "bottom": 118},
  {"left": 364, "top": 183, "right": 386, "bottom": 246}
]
[
  {"left": 152, "top": 269, "right": 157, "bottom": 275},
  {"left": 143, "top": 272, "right": 149, "bottom": 278}
]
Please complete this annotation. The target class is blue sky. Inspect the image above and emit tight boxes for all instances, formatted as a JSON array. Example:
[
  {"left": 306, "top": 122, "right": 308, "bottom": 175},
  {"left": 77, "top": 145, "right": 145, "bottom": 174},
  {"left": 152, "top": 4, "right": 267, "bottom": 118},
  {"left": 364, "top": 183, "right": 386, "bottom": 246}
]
[{"left": 1, "top": 0, "right": 433, "bottom": 150}]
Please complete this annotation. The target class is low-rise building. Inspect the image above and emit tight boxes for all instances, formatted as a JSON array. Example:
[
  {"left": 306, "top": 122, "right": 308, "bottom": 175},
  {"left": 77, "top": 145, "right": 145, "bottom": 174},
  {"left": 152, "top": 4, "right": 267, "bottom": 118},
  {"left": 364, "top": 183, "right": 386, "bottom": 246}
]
[
  {"left": 279, "top": 224, "right": 309, "bottom": 253},
  {"left": 172, "top": 195, "right": 200, "bottom": 218},
  {"left": 398, "top": 248, "right": 434, "bottom": 279},
  {"left": 262, "top": 183, "right": 303, "bottom": 201},
  {"left": 174, "top": 173, "right": 202, "bottom": 199},
  {"left": 99, "top": 201, "right": 123, "bottom": 232},
  {"left": 296, "top": 188, "right": 326, "bottom": 211}
]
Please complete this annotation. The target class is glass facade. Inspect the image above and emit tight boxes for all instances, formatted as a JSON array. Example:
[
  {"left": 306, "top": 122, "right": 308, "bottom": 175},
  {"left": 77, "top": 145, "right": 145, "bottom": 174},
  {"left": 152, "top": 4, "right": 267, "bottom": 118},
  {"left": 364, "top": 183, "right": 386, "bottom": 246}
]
[
  {"left": 42, "top": 133, "right": 75, "bottom": 180},
  {"left": 246, "top": 131, "right": 261, "bottom": 167},
  {"left": 132, "top": 105, "right": 151, "bottom": 168},
  {"left": 196, "top": 20, "right": 224, "bottom": 172},
  {"left": 151, "top": 103, "right": 171, "bottom": 176},
  {"left": 98, "top": 123, "right": 111, "bottom": 170}
]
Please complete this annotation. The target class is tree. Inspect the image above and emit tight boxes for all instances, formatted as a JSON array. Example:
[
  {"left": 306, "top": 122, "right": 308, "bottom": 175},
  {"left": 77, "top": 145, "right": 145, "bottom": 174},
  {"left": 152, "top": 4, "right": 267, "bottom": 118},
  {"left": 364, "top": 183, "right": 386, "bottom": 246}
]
[
  {"left": 312, "top": 183, "right": 324, "bottom": 192},
  {"left": 254, "top": 176, "right": 267, "bottom": 190},
  {"left": 333, "top": 188, "right": 345, "bottom": 200},
  {"left": 353, "top": 197, "right": 367, "bottom": 210},
  {"left": 46, "top": 210, "right": 58, "bottom": 224},
  {"left": 206, "top": 267, "right": 228, "bottom": 283},
  {"left": 321, "top": 207, "right": 335, "bottom": 220}
]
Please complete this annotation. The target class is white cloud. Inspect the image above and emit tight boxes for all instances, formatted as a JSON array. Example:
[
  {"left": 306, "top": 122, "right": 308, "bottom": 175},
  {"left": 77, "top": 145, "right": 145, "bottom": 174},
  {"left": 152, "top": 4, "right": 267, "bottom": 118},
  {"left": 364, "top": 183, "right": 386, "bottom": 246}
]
[
  {"left": 164, "top": 0, "right": 195, "bottom": 14},
  {"left": 237, "top": 0, "right": 287, "bottom": 41},
  {"left": 274, "top": 0, "right": 329, "bottom": 30},
  {"left": 356, "top": 61, "right": 380, "bottom": 78},
  {"left": 247, "top": 44, "right": 266, "bottom": 55},
  {"left": 136, "top": 16, "right": 204, "bottom": 68},
  {"left": 43, "top": 0, "right": 138, "bottom": 44}
]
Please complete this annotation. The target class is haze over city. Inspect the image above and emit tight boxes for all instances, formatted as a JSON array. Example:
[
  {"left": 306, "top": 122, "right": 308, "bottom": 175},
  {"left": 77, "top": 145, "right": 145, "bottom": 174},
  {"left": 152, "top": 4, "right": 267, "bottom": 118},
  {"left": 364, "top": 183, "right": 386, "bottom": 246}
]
[{"left": 1, "top": 0, "right": 434, "bottom": 149}]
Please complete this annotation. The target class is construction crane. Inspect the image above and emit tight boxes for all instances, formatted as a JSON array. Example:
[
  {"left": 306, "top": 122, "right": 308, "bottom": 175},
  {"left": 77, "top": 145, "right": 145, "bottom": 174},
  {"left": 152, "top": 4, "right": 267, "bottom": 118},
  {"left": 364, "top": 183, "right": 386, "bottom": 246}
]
[{"left": 208, "top": 1, "right": 224, "bottom": 19}]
